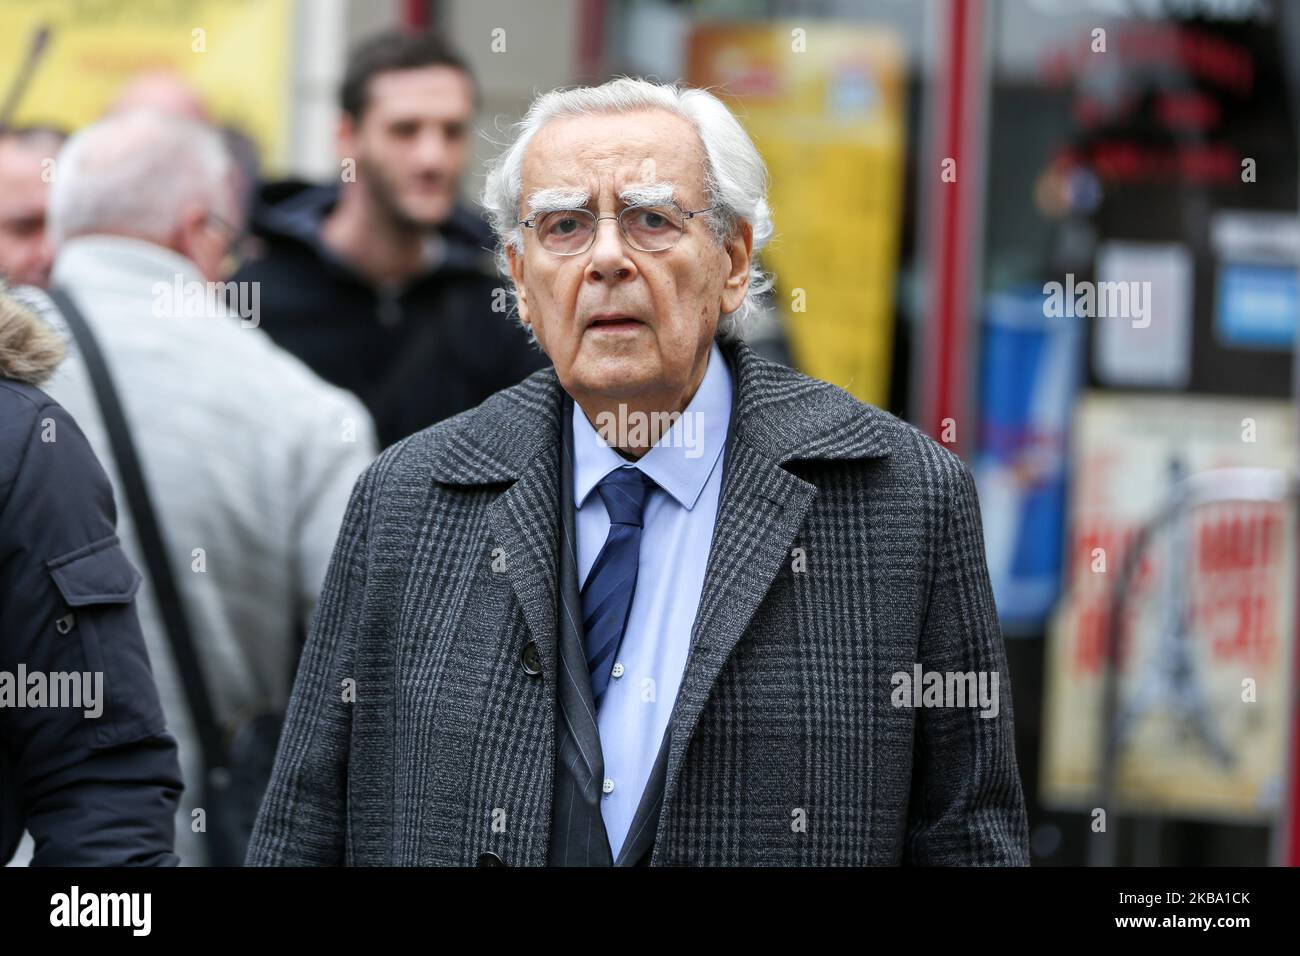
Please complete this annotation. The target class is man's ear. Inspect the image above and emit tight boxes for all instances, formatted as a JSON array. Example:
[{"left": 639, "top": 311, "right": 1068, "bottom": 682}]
[
  {"left": 337, "top": 113, "right": 357, "bottom": 165},
  {"left": 173, "top": 199, "right": 208, "bottom": 265},
  {"left": 506, "top": 241, "right": 530, "bottom": 327},
  {"left": 719, "top": 220, "right": 754, "bottom": 316}
]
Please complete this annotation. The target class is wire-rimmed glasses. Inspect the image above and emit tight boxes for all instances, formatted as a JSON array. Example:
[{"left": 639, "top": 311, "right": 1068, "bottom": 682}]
[{"left": 519, "top": 202, "right": 719, "bottom": 255}]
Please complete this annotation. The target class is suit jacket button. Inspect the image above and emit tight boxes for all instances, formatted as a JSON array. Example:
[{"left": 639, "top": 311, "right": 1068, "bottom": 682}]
[
  {"left": 478, "top": 851, "right": 506, "bottom": 867},
  {"left": 520, "top": 641, "right": 543, "bottom": 676}
]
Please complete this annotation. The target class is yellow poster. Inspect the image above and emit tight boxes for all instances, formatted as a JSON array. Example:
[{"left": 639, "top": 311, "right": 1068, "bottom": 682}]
[
  {"left": 0, "top": 0, "right": 292, "bottom": 169},
  {"left": 688, "top": 23, "right": 906, "bottom": 407}
]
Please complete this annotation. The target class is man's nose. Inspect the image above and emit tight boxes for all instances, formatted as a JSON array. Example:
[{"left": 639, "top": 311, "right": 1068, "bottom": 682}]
[
  {"left": 414, "top": 128, "right": 451, "bottom": 169},
  {"left": 586, "top": 217, "right": 636, "bottom": 283}
]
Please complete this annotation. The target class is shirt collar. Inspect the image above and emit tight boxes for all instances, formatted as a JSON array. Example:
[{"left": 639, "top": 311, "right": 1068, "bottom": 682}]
[{"left": 572, "top": 339, "right": 733, "bottom": 512}]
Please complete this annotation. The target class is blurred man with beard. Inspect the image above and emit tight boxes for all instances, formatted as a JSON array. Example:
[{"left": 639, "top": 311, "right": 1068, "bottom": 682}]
[{"left": 233, "top": 30, "right": 545, "bottom": 447}]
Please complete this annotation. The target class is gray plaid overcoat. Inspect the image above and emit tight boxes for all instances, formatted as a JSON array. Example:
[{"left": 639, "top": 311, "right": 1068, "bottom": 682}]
[{"left": 247, "top": 336, "right": 1030, "bottom": 866}]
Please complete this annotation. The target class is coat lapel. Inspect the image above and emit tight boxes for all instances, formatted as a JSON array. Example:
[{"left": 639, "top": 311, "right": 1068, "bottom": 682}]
[
  {"left": 652, "top": 339, "right": 896, "bottom": 860},
  {"left": 427, "top": 367, "right": 566, "bottom": 688},
  {"left": 487, "top": 452, "right": 561, "bottom": 685},
  {"left": 654, "top": 428, "right": 818, "bottom": 848},
  {"left": 555, "top": 394, "right": 604, "bottom": 794}
]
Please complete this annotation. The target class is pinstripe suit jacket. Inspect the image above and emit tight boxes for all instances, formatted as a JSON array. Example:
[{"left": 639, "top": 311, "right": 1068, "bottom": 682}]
[{"left": 247, "top": 336, "right": 1030, "bottom": 866}]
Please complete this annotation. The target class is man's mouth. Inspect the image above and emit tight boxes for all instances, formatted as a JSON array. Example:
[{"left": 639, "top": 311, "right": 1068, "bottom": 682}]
[{"left": 586, "top": 313, "right": 645, "bottom": 332}]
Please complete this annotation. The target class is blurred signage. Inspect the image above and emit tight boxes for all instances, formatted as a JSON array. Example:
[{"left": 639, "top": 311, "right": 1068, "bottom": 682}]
[
  {"left": 1042, "top": 392, "right": 1296, "bottom": 820},
  {"left": 0, "top": 0, "right": 292, "bottom": 168},
  {"left": 687, "top": 23, "right": 906, "bottom": 409},
  {"left": 1092, "top": 241, "right": 1194, "bottom": 388},
  {"left": 975, "top": 289, "right": 1083, "bottom": 635},
  {"left": 1032, "top": 0, "right": 1299, "bottom": 396},
  {"left": 1211, "top": 210, "right": 1300, "bottom": 351},
  {"left": 1029, "top": 0, "right": 1272, "bottom": 20},
  {"left": 1216, "top": 264, "right": 1299, "bottom": 349}
]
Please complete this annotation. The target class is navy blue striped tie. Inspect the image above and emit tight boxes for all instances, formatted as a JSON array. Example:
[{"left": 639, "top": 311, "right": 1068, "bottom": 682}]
[{"left": 582, "top": 466, "right": 656, "bottom": 709}]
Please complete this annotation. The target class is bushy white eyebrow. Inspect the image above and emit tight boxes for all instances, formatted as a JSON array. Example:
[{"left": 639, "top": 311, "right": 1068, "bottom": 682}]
[
  {"left": 524, "top": 187, "right": 590, "bottom": 216},
  {"left": 620, "top": 182, "right": 677, "bottom": 206},
  {"left": 523, "top": 181, "right": 679, "bottom": 218}
]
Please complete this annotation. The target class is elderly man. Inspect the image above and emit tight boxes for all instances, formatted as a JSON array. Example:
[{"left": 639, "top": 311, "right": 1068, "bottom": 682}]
[{"left": 249, "top": 78, "right": 1029, "bottom": 866}]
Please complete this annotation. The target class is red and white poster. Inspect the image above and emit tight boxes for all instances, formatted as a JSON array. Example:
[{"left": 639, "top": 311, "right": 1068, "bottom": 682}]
[{"left": 1042, "top": 392, "right": 1296, "bottom": 820}]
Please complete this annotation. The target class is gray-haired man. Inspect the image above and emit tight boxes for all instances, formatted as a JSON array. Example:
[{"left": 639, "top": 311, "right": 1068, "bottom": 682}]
[
  {"left": 30, "top": 109, "right": 377, "bottom": 865},
  {"left": 250, "top": 77, "right": 1029, "bottom": 867}
]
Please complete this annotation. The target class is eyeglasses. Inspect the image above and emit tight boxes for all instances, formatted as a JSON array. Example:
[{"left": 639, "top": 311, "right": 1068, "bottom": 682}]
[
  {"left": 204, "top": 211, "right": 241, "bottom": 242},
  {"left": 205, "top": 211, "right": 249, "bottom": 273},
  {"left": 518, "top": 201, "right": 719, "bottom": 255}
]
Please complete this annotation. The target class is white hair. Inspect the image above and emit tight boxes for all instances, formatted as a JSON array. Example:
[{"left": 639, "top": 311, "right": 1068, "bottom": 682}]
[
  {"left": 48, "top": 109, "right": 232, "bottom": 247},
  {"left": 481, "top": 77, "right": 774, "bottom": 341}
]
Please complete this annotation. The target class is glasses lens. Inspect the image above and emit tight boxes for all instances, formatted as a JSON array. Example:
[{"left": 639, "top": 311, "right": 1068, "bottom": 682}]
[
  {"left": 621, "top": 204, "right": 684, "bottom": 251},
  {"left": 537, "top": 209, "right": 596, "bottom": 254}
]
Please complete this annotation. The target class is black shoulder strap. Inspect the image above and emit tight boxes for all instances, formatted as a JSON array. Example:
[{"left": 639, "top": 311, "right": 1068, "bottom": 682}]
[{"left": 48, "top": 287, "right": 229, "bottom": 774}]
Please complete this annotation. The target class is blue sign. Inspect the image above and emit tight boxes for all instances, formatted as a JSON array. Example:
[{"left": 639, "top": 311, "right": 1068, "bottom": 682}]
[{"left": 1215, "top": 263, "right": 1299, "bottom": 350}]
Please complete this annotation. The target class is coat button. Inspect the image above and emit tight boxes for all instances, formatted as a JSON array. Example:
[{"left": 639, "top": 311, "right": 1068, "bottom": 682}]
[
  {"left": 520, "top": 641, "right": 543, "bottom": 676},
  {"left": 478, "top": 851, "right": 506, "bottom": 867}
]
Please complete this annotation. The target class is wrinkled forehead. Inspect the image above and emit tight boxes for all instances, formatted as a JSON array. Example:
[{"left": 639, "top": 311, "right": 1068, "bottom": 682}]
[{"left": 520, "top": 109, "right": 708, "bottom": 209}]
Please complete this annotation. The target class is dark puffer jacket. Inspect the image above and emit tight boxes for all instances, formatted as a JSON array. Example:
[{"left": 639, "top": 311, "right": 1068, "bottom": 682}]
[{"left": 0, "top": 288, "right": 182, "bottom": 866}]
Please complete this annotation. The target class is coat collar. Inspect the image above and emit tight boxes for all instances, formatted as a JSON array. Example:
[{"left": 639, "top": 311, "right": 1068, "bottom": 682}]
[{"left": 426, "top": 335, "right": 892, "bottom": 486}]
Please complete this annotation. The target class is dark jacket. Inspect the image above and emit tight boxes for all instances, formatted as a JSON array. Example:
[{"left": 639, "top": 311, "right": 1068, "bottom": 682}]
[
  {"left": 232, "top": 182, "right": 548, "bottom": 448},
  {"left": 0, "top": 293, "right": 182, "bottom": 866},
  {"left": 248, "top": 337, "right": 1030, "bottom": 866}
]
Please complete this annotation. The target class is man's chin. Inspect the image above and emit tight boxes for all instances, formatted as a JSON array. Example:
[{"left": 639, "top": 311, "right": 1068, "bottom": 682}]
[
  {"left": 394, "top": 197, "right": 453, "bottom": 230},
  {"left": 568, "top": 354, "right": 659, "bottom": 402}
]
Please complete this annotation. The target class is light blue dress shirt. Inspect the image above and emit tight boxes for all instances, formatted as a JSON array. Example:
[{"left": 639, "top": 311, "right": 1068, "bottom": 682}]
[{"left": 571, "top": 339, "right": 733, "bottom": 860}]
